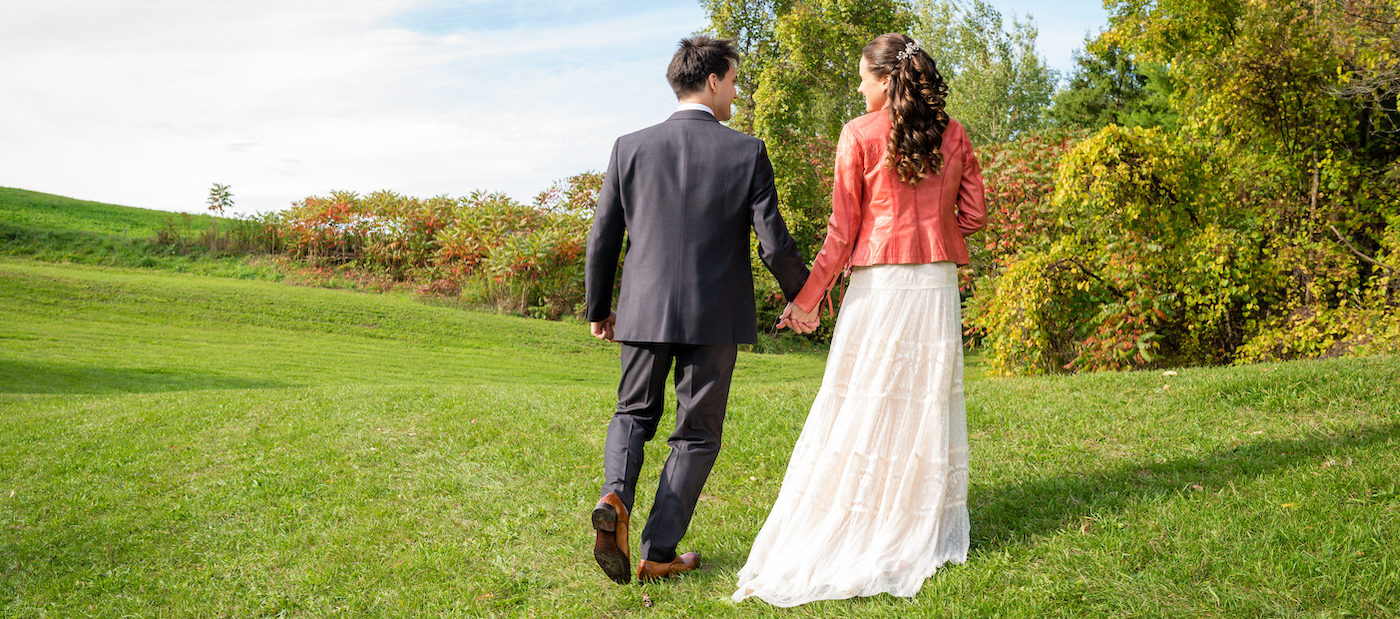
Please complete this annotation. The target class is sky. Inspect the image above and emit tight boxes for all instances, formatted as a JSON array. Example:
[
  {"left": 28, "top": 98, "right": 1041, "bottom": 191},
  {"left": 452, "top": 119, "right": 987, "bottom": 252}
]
[{"left": 0, "top": 0, "right": 1109, "bottom": 216}]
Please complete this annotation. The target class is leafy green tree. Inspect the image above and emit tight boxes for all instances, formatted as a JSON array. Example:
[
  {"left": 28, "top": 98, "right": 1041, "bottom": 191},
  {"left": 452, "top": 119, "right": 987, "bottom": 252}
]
[
  {"left": 702, "top": 0, "right": 790, "bottom": 136},
  {"left": 748, "top": 0, "right": 909, "bottom": 253},
  {"left": 206, "top": 183, "right": 233, "bottom": 248},
  {"left": 1325, "top": 0, "right": 1400, "bottom": 163},
  {"left": 706, "top": 0, "right": 911, "bottom": 335},
  {"left": 972, "top": 0, "right": 1400, "bottom": 373},
  {"left": 206, "top": 183, "right": 233, "bottom": 215},
  {"left": 910, "top": 0, "right": 1058, "bottom": 144},
  {"left": 1048, "top": 34, "right": 1176, "bottom": 131}
]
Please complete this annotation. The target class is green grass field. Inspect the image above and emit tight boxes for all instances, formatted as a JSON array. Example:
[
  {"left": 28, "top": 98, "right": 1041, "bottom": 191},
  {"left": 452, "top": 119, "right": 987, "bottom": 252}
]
[
  {"left": 2, "top": 256, "right": 1398, "bottom": 618},
  {"left": 0, "top": 187, "right": 218, "bottom": 239},
  {"left": 0, "top": 187, "right": 292, "bottom": 284},
  {"left": 2, "top": 190, "right": 1398, "bottom": 616}
]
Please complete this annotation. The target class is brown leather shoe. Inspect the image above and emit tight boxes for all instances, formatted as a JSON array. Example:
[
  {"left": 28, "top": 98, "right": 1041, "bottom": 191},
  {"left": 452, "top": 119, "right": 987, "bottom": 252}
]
[
  {"left": 591, "top": 493, "right": 630, "bottom": 584},
  {"left": 636, "top": 551, "right": 700, "bottom": 582}
]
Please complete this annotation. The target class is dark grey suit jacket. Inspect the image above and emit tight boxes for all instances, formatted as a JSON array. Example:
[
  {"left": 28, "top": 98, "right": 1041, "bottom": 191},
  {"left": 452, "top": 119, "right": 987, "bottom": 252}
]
[{"left": 585, "top": 110, "right": 809, "bottom": 345}]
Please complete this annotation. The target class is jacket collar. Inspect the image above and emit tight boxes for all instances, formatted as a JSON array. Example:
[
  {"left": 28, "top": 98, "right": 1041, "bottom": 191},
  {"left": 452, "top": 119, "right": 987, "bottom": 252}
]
[{"left": 667, "top": 110, "right": 721, "bottom": 123}]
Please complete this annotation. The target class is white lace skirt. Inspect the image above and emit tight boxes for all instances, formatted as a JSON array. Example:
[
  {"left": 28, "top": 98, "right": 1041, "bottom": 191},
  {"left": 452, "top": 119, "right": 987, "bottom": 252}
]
[{"left": 732, "top": 262, "right": 970, "bottom": 607}]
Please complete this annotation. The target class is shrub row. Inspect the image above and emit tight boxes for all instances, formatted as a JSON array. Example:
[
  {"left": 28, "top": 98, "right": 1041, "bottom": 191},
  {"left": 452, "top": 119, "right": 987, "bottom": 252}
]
[
  {"left": 266, "top": 173, "right": 602, "bottom": 319},
  {"left": 967, "top": 125, "right": 1399, "bottom": 374}
]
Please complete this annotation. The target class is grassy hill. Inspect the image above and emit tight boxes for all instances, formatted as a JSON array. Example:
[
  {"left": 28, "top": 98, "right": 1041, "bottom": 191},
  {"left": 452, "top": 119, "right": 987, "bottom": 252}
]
[
  {"left": 0, "top": 187, "right": 286, "bottom": 281},
  {"left": 0, "top": 187, "right": 217, "bottom": 239},
  {"left": 1, "top": 257, "right": 1397, "bottom": 617}
]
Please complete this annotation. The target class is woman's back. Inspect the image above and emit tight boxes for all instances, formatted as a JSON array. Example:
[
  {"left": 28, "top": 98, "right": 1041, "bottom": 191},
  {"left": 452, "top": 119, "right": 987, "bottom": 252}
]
[
  {"left": 834, "top": 111, "right": 983, "bottom": 267},
  {"left": 792, "top": 111, "right": 985, "bottom": 314}
]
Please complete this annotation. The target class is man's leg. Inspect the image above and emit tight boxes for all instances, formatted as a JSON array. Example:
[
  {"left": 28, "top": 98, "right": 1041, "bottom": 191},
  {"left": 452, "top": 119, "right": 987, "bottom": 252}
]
[
  {"left": 602, "top": 342, "right": 673, "bottom": 511},
  {"left": 637, "top": 343, "right": 738, "bottom": 563}
]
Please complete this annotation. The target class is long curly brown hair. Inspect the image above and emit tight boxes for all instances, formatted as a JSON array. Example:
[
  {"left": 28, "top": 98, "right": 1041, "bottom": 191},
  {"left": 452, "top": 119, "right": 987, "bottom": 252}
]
[{"left": 863, "top": 33, "right": 951, "bottom": 186}]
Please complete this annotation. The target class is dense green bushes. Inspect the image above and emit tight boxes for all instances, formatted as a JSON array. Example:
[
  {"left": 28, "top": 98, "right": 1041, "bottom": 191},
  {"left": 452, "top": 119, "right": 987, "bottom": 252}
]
[
  {"left": 966, "top": 0, "right": 1400, "bottom": 374},
  {"left": 699, "top": 0, "right": 1399, "bottom": 372},
  {"left": 269, "top": 173, "right": 602, "bottom": 319},
  {"left": 269, "top": 0, "right": 1387, "bottom": 371},
  {"left": 972, "top": 126, "right": 1276, "bottom": 372}
]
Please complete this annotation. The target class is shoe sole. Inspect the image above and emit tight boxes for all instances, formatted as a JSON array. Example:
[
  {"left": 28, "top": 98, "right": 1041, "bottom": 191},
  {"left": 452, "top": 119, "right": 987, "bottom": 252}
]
[{"left": 591, "top": 504, "right": 630, "bottom": 585}]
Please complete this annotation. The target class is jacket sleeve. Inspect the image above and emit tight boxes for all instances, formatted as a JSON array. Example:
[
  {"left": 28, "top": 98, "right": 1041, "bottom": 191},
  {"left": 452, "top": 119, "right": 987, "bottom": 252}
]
[
  {"left": 955, "top": 127, "right": 987, "bottom": 236},
  {"left": 585, "top": 140, "right": 625, "bottom": 322},
  {"left": 793, "top": 122, "right": 864, "bottom": 314},
  {"left": 750, "top": 141, "right": 810, "bottom": 302}
]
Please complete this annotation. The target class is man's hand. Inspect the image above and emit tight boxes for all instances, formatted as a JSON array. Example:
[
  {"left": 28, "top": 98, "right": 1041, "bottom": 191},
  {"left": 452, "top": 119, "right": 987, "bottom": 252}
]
[
  {"left": 591, "top": 311, "right": 618, "bottom": 342},
  {"left": 777, "top": 302, "right": 819, "bottom": 334}
]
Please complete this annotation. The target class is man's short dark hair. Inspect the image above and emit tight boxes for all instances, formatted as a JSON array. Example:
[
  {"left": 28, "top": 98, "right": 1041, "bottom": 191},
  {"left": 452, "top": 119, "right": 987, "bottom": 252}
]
[{"left": 666, "top": 35, "right": 740, "bottom": 98}]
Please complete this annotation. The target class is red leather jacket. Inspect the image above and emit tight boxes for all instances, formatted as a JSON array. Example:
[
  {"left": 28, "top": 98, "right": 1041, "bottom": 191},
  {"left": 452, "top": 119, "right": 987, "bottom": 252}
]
[{"left": 793, "top": 112, "right": 987, "bottom": 313}]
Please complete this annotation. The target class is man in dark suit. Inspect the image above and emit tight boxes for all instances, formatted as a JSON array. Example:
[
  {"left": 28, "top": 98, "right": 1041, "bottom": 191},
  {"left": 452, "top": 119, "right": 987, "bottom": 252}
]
[{"left": 585, "top": 35, "right": 810, "bottom": 584}]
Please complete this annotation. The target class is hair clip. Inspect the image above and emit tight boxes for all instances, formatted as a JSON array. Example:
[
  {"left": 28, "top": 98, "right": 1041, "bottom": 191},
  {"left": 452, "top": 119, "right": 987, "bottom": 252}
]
[{"left": 897, "top": 41, "right": 921, "bottom": 62}]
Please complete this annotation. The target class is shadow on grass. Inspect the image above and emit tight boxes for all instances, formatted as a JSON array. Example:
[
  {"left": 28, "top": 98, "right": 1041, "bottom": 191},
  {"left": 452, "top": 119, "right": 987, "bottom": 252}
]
[
  {"left": 969, "top": 422, "right": 1400, "bottom": 552},
  {"left": 0, "top": 359, "right": 287, "bottom": 394}
]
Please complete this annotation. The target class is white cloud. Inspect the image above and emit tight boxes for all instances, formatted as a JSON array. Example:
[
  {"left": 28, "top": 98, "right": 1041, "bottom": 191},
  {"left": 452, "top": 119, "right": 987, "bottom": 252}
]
[
  {"left": 0, "top": 1, "right": 1109, "bottom": 216},
  {"left": 0, "top": 0, "right": 706, "bottom": 214}
]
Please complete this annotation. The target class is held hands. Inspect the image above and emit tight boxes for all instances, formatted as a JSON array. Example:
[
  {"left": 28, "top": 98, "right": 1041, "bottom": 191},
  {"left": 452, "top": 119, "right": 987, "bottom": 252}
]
[
  {"left": 595, "top": 305, "right": 816, "bottom": 340},
  {"left": 777, "top": 302, "right": 820, "bottom": 334},
  {"left": 590, "top": 311, "right": 618, "bottom": 342}
]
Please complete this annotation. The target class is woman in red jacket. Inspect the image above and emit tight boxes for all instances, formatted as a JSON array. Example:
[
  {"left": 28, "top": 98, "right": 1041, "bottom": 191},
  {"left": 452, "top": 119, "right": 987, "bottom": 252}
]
[{"left": 733, "top": 33, "right": 987, "bottom": 607}]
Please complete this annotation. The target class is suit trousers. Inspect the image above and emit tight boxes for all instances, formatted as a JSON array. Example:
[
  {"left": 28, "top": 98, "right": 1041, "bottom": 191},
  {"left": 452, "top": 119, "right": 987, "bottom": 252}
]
[{"left": 602, "top": 342, "right": 738, "bottom": 563}]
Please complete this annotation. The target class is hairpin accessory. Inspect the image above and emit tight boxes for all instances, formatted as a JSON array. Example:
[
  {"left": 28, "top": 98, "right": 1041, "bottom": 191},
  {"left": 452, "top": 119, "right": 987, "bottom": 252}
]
[{"left": 897, "top": 41, "right": 921, "bottom": 62}]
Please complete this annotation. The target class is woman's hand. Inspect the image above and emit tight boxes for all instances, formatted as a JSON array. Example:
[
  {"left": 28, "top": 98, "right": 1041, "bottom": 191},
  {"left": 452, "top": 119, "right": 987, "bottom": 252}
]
[{"left": 777, "top": 302, "right": 820, "bottom": 334}]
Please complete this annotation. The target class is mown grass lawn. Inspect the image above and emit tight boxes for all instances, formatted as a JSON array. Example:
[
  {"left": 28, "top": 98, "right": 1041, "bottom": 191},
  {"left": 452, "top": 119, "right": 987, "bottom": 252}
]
[
  {"left": 0, "top": 187, "right": 217, "bottom": 240},
  {"left": 2, "top": 257, "right": 1398, "bottom": 618},
  {"left": 0, "top": 187, "right": 288, "bottom": 284}
]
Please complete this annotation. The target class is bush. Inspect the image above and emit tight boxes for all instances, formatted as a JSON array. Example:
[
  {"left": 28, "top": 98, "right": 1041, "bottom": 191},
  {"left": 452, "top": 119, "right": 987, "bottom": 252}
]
[
  {"left": 970, "top": 113, "right": 1400, "bottom": 374},
  {"left": 270, "top": 173, "right": 602, "bottom": 319},
  {"left": 971, "top": 125, "right": 1282, "bottom": 374}
]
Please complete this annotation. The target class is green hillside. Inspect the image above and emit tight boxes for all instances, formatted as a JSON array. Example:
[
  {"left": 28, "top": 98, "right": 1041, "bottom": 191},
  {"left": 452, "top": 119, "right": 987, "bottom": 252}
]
[
  {"left": 0, "top": 186, "right": 216, "bottom": 238},
  {"left": 0, "top": 187, "right": 282, "bottom": 281},
  {"left": 1, "top": 258, "right": 1397, "bottom": 617}
]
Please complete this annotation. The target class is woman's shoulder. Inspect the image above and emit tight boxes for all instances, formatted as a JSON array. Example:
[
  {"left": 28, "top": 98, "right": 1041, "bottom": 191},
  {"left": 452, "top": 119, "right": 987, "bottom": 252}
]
[
  {"left": 940, "top": 118, "right": 972, "bottom": 154},
  {"left": 840, "top": 112, "right": 884, "bottom": 132},
  {"left": 944, "top": 118, "right": 968, "bottom": 139},
  {"left": 844, "top": 110, "right": 887, "bottom": 135},
  {"left": 951, "top": 120, "right": 980, "bottom": 151}
]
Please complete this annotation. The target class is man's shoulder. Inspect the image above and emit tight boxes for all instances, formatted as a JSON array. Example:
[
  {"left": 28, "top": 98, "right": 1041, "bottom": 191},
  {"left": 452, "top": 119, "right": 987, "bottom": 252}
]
[
  {"left": 638, "top": 112, "right": 767, "bottom": 139},
  {"left": 614, "top": 123, "right": 655, "bottom": 148},
  {"left": 620, "top": 114, "right": 763, "bottom": 149},
  {"left": 702, "top": 123, "right": 764, "bottom": 154}
]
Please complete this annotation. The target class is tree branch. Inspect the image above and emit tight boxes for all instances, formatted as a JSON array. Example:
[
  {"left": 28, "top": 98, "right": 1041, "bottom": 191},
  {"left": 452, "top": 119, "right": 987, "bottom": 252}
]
[
  {"left": 1048, "top": 258, "right": 1129, "bottom": 299},
  {"left": 1328, "top": 223, "right": 1397, "bottom": 272}
]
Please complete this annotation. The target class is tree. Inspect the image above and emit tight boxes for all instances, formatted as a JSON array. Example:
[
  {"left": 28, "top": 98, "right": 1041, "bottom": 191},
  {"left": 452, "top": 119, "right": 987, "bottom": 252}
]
[
  {"left": 702, "top": 0, "right": 790, "bottom": 136},
  {"left": 970, "top": 0, "right": 1400, "bottom": 373},
  {"left": 205, "top": 183, "right": 233, "bottom": 248},
  {"left": 206, "top": 183, "right": 233, "bottom": 215},
  {"left": 1048, "top": 34, "right": 1176, "bottom": 131},
  {"left": 910, "top": 0, "right": 1058, "bottom": 144},
  {"left": 1325, "top": 0, "right": 1400, "bottom": 163},
  {"left": 706, "top": 0, "right": 911, "bottom": 334},
  {"left": 705, "top": 0, "right": 1059, "bottom": 336}
]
